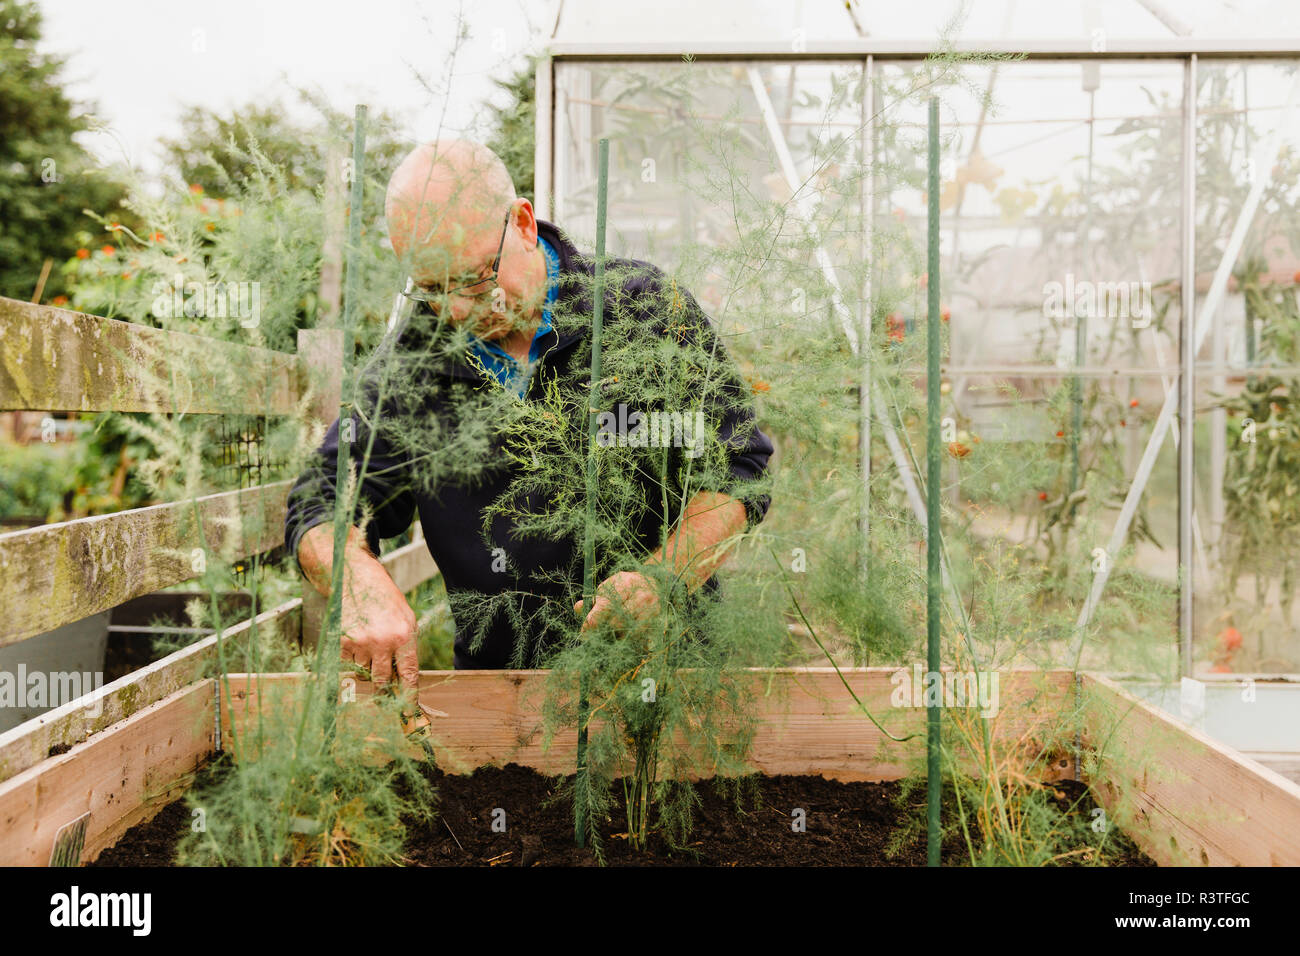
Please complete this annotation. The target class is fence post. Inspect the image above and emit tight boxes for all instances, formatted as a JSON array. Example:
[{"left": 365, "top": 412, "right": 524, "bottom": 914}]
[
  {"left": 296, "top": 327, "right": 344, "bottom": 648},
  {"left": 318, "top": 145, "right": 346, "bottom": 327}
]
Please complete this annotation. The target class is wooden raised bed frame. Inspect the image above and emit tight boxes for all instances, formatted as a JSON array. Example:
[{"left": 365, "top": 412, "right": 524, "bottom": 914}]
[{"left": 2, "top": 659, "right": 1299, "bottom": 867}]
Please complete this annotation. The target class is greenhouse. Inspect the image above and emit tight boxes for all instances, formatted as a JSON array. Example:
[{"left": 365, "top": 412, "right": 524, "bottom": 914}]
[{"left": 0, "top": 0, "right": 1298, "bottom": 891}]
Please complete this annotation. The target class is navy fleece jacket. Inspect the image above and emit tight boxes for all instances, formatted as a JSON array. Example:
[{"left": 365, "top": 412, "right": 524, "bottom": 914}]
[{"left": 283, "top": 219, "right": 774, "bottom": 668}]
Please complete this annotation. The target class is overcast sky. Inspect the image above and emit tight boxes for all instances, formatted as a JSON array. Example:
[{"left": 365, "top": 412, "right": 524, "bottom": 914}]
[
  {"left": 39, "top": 0, "right": 555, "bottom": 177},
  {"left": 35, "top": 0, "right": 1298, "bottom": 184}
]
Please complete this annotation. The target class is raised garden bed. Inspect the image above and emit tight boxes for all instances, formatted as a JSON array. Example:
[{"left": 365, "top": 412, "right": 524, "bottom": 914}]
[{"left": 3, "top": 666, "right": 1299, "bottom": 866}]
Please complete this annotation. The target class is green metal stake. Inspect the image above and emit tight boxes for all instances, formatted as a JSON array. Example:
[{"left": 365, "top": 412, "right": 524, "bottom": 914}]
[
  {"left": 576, "top": 137, "right": 610, "bottom": 847},
  {"left": 925, "top": 97, "right": 943, "bottom": 868}
]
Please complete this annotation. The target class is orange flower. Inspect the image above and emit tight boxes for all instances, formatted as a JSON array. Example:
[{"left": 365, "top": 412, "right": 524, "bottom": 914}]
[
  {"left": 941, "top": 307, "right": 951, "bottom": 322},
  {"left": 1038, "top": 491, "right": 1048, "bottom": 501},
  {"left": 108, "top": 222, "right": 121, "bottom": 231},
  {"left": 886, "top": 312, "right": 905, "bottom": 342},
  {"left": 947, "top": 441, "right": 971, "bottom": 459},
  {"left": 150, "top": 231, "right": 165, "bottom": 242},
  {"left": 189, "top": 183, "right": 204, "bottom": 194},
  {"left": 75, "top": 248, "right": 89, "bottom": 259},
  {"left": 101, "top": 245, "right": 115, "bottom": 256},
  {"left": 749, "top": 379, "right": 770, "bottom": 394},
  {"left": 1055, "top": 430, "right": 1065, "bottom": 438},
  {"left": 52, "top": 295, "right": 69, "bottom": 306},
  {"left": 1218, "top": 626, "right": 1243, "bottom": 651},
  {"left": 205, "top": 221, "right": 216, "bottom": 232},
  {"left": 1129, "top": 398, "right": 1139, "bottom": 408},
  {"left": 121, "top": 272, "right": 132, "bottom": 280}
]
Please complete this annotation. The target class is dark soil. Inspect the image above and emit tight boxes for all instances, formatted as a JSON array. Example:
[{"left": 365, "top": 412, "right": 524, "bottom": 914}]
[
  {"left": 91, "top": 762, "right": 1154, "bottom": 867},
  {"left": 91, "top": 797, "right": 196, "bottom": 867},
  {"left": 402, "top": 765, "right": 966, "bottom": 866}
]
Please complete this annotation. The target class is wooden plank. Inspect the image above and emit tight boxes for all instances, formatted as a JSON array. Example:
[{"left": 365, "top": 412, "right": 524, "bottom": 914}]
[
  {"left": 224, "top": 668, "right": 1073, "bottom": 782},
  {"left": 109, "top": 590, "right": 254, "bottom": 628},
  {"left": 0, "top": 598, "right": 302, "bottom": 785},
  {"left": 0, "top": 481, "right": 291, "bottom": 646},
  {"left": 0, "top": 296, "right": 301, "bottom": 415},
  {"left": 382, "top": 538, "right": 440, "bottom": 594},
  {"left": 0, "top": 680, "right": 214, "bottom": 866},
  {"left": 1247, "top": 753, "right": 1300, "bottom": 786},
  {"left": 296, "top": 327, "right": 343, "bottom": 426},
  {"left": 1080, "top": 673, "right": 1300, "bottom": 866}
]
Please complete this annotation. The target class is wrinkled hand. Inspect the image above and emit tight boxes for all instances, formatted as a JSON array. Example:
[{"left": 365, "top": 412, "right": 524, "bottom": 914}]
[
  {"left": 573, "top": 570, "right": 662, "bottom": 635},
  {"left": 339, "top": 561, "right": 420, "bottom": 691}
]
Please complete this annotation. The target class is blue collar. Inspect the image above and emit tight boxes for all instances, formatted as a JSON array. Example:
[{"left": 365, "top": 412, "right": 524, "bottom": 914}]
[{"left": 468, "top": 235, "right": 559, "bottom": 398}]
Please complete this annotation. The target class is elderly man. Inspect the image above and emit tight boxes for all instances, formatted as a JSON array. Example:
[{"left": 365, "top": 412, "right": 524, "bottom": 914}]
[{"left": 284, "top": 139, "right": 772, "bottom": 690}]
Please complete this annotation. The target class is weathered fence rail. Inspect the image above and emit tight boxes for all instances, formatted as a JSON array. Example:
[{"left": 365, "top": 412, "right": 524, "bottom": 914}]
[
  {"left": 0, "top": 297, "right": 302, "bottom": 415},
  {"left": 0, "top": 539, "right": 436, "bottom": 786},
  {"left": 0, "top": 299, "right": 441, "bottom": 774},
  {"left": 0, "top": 481, "right": 290, "bottom": 647}
]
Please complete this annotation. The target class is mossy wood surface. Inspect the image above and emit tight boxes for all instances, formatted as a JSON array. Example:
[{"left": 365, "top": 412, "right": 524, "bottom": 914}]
[
  {"left": 0, "top": 297, "right": 301, "bottom": 415},
  {"left": 0, "top": 481, "right": 291, "bottom": 646}
]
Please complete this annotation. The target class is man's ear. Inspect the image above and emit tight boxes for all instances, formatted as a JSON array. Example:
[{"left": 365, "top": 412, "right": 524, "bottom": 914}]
[{"left": 512, "top": 198, "right": 539, "bottom": 247}]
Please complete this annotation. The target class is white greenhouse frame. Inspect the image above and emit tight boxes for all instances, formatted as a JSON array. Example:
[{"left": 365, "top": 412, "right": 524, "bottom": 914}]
[{"left": 535, "top": 34, "right": 1300, "bottom": 676}]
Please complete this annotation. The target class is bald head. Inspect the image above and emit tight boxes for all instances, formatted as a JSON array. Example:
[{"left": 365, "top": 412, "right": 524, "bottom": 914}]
[
  {"left": 386, "top": 139, "right": 518, "bottom": 278},
  {"left": 384, "top": 139, "right": 548, "bottom": 340}
]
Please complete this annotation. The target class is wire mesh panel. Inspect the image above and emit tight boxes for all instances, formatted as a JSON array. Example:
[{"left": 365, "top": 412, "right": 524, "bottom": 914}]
[{"left": 215, "top": 414, "right": 284, "bottom": 582}]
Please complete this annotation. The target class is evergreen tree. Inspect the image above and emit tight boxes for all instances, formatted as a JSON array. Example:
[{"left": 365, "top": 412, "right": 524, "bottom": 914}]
[
  {"left": 0, "top": 0, "right": 129, "bottom": 300},
  {"left": 484, "top": 57, "right": 536, "bottom": 202},
  {"left": 160, "top": 95, "right": 409, "bottom": 200}
]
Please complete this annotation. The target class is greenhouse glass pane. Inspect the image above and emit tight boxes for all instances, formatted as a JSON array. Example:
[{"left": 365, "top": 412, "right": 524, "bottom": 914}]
[
  {"left": 1192, "top": 60, "right": 1300, "bottom": 675},
  {"left": 929, "top": 371, "right": 1179, "bottom": 674},
  {"left": 554, "top": 59, "right": 865, "bottom": 265},
  {"left": 875, "top": 60, "right": 1186, "bottom": 373},
  {"left": 861, "top": 59, "right": 1186, "bottom": 677}
]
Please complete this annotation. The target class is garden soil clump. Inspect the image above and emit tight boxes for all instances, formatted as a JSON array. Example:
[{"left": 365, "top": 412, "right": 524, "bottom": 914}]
[{"left": 92, "top": 762, "right": 1153, "bottom": 867}]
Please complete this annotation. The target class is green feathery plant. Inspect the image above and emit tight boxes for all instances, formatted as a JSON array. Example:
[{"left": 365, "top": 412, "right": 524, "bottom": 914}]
[{"left": 61, "top": 97, "right": 449, "bottom": 864}]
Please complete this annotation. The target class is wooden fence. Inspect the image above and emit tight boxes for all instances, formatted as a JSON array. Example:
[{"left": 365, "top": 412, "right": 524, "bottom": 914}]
[{"left": 0, "top": 296, "right": 440, "bottom": 781}]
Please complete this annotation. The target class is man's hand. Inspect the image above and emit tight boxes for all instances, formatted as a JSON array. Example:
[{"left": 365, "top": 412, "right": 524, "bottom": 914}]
[
  {"left": 572, "top": 492, "right": 747, "bottom": 638},
  {"left": 298, "top": 524, "right": 420, "bottom": 691},
  {"left": 573, "top": 570, "right": 661, "bottom": 636}
]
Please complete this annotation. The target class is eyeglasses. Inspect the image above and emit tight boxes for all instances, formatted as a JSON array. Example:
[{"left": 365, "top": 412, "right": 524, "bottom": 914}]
[{"left": 402, "top": 209, "right": 511, "bottom": 304}]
